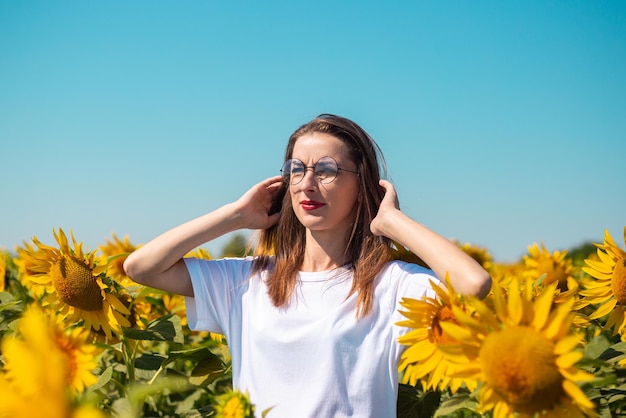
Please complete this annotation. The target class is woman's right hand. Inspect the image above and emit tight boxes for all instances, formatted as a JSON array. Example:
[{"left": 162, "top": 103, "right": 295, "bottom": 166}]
[
  {"left": 233, "top": 176, "right": 284, "bottom": 230},
  {"left": 124, "top": 175, "right": 285, "bottom": 296}
]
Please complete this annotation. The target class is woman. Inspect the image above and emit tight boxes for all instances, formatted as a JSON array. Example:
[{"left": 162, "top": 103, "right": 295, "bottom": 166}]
[{"left": 124, "top": 114, "right": 491, "bottom": 417}]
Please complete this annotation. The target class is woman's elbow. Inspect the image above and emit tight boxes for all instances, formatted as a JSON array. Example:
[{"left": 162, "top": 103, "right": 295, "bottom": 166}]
[
  {"left": 471, "top": 270, "right": 492, "bottom": 299},
  {"left": 123, "top": 252, "right": 148, "bottom": 285}
]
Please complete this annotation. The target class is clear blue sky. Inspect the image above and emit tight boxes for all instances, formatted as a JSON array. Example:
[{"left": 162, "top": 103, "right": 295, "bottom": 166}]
[{"left": 1, "top": 1, "right": 624, "bottom": 262}]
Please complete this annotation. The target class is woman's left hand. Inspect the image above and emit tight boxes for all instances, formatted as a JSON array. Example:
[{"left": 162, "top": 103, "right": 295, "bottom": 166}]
[{"left": 370, "top": 179, "right": 400, "bottom": 237}]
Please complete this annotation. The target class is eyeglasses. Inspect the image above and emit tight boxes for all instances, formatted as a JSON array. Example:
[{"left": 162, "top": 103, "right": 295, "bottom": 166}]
[{"left": 280, "top": 156, "right": 359, "bottom": 185}]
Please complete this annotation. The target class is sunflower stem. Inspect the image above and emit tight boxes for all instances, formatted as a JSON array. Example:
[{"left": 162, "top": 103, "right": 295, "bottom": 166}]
[
  {"left": 122, "top": 337, "right": 136, "bottom": 383},
  {"left": 147, "top": 363, "right": 166, "bottom": 386}
]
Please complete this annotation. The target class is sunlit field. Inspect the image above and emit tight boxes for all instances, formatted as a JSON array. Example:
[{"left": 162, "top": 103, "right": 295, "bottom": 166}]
[{"left": 1, "top": 226, "right": 625, "bottom": 418}]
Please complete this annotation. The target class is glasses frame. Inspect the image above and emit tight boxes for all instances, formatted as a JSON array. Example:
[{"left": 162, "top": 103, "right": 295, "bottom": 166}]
[{"left": 280, "top": 156, "right": 359, "bottom": 185}]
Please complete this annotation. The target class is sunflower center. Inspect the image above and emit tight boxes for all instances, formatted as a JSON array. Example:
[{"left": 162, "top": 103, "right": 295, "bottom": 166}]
[
  {"left": 432, "top": 306, "right": 458, "bottom": 344},
  {"left": 538, "top": 259, "right": 568, "bottom": 291},
  {"left": 611, "top": 258, "right": 626, "bottom": 305},
  {"left": 49, "top": 256, "right": 103, "bottom": 311},
  {"left": 479, "top": 326, "right": 563, "bottom": 411}
]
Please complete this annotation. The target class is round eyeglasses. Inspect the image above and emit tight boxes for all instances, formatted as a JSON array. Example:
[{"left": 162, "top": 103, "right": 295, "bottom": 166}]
[{"left": 280, "top": 156, "right": 359, "bottom": 185}]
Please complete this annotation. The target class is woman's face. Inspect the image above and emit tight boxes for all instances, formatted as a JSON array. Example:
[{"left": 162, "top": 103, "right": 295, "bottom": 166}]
[{"left": 288, "top": 132, "right": 359, "bottom": 237}]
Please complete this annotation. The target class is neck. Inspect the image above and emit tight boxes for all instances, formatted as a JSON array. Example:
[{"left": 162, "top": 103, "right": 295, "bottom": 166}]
[{"left": 300, "top": 230, "right": 349, "bottom": 272}]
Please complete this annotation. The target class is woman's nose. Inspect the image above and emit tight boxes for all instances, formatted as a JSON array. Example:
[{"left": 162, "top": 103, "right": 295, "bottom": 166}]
[{"left": 300, "top": 168, "right": 318, "bottom": 189}]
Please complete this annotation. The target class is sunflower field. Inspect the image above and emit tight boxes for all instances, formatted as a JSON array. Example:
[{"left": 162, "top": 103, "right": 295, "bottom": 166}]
[{"left": 0, "top": 226, "right": 625, "bottom": 418}]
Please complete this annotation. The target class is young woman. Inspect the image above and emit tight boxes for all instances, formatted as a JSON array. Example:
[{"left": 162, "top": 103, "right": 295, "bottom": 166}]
[{"left": 124, "top": 114, "right": 491, "bottom": 417}]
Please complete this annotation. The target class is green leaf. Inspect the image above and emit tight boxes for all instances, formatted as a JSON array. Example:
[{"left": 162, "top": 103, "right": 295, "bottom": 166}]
[
  {"left": 433, "top": 393, "right": 479, "bottom": 418},
  {"left": 397, "top": 384, "right": 441, "bottom": 418},
  {"left": 536, "top": 272, "right": 548, "bottom": 286},
  {"left": 586, "top": 374, "right": 618, "bottom": 392},
  {"left": 189, "top": 354, "right": 227, "bottom": 387},
  {"left": 89, "top": 366, "right": 114, "bottom": 392},
  {"left": 602, "top": 341, "right": 626, "bottom": 364},
  {"left": 597, "top": 406, "right": 614, "bottom": 418},
  {"left": 106, "top": 252, "right": 130, "bottom": 264},
  {"left": 123, "top": 314, "right": 184, "bottom": 343},
  {"left": 158, "top": 345, "right": 225, "bottom": 373},
  {"left": 0, "top": 292, "right": 21, "bottom": 313},
  {"left": 586, "top": 334, "right": 612, "bottom": 360},
  {"left": 134, "top": 353, "right": 167, "bottom": 371}
]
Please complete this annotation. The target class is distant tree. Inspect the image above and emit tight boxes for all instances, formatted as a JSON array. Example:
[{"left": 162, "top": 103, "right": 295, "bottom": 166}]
[{"left": 220, "top": 233, "right": 253, "bottom": 258}]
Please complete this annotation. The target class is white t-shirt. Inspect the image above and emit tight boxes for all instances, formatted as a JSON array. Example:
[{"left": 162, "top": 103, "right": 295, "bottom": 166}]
[{"left": 184, "top": 257, "right": 439, "bottom": 418}]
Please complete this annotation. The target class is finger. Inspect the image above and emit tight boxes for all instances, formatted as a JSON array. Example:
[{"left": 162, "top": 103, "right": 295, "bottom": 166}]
[
  {"left": 264, "top": 176, "right": 284, "bottom": 190},
  {"left": 379, "top": 179, "right": 399, "bottom": 208},
  {"left": 265, "top": 175, "right": 283, "bottom": 184}
]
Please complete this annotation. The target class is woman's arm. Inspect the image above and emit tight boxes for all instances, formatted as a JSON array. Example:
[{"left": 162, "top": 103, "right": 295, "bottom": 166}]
[
  {"left": 370, "top": 180, "right": 491, "bottom": 298},
  {"left": 123, "top": 176, "right": 283, "bottom": 296}
]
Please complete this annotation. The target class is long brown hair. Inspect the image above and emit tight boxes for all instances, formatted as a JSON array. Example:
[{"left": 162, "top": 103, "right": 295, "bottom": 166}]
[{"left": 253, "top": 114, "right": 392, "bottom": 318}]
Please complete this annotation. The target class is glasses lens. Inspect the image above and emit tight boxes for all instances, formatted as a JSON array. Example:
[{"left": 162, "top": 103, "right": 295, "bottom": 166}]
[
  {"left": 315, "top": 157, "right": 339, "bottom": 184},
  {"left": 281, "top": 159, "right": 305, "bottom": 184}
]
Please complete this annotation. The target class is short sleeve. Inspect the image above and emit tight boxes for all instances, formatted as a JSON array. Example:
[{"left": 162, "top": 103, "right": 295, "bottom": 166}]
[
  {"left": 183, "top": 257, "right": 254, "bottom": 334},
  {"left": 389, "top": 260, "right": 441, "bottom": 305}
]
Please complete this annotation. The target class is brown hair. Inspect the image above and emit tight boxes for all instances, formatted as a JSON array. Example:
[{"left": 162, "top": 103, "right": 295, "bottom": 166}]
[{"left": 253, "top": 114, "right": 392, "bottom": 318}]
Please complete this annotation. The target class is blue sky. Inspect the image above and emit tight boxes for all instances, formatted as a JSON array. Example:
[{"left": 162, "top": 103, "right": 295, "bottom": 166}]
[{"left": 1, "top": 1, "right": 624, "bottom": 262}]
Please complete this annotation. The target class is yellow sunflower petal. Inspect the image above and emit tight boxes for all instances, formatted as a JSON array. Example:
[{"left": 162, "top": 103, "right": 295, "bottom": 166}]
[
  {"left": 105, "top": 293, "right": 131, "bottom": 315},
  {"left": 556, "top": 351, "right": 584, "bottom": 368},
  {"left": 581, "top": 266, "right": 612, "bottom": 280},
  {"left": 532, "top": 284, "right": 554, "bottom": 330},
  {"left": 544, "top": 300, "right": 575, "bottom": 340},
  {"left": 439, "top": 321, "right": 476, "bottom": 345},
  {"left": 562, "top": 380, "right": 596, "bottom": 411},
  {"left": 602, "top": 229, "right": 626, "bottom": 260},
  {"left": 493, "top": 283, "right": 508, "bottom": 323},
  {"left": 560, "top": 367, "right": 596, "bottom": 383},
  {"left": 507, "top": 280, "right": 523, "bottom": 326},
  {"left": 597, "top": 248, "right": 618, "bottom": 265},
  {"left": 588, "top": 299, "right": 618, "bottom": 320},
  {"left": 493, "top": 401, "right": 511, "bottom": 418},
  {"left": 92, "top": 264, "right": 109, "bottom": 275},
  {"left": 554, "top": 334, "right": 583, "bottom": 355},
  {"left": 402, "top": 339, "right": 437, "bottom": 362},
  {"left": 585, "top": 257, "right": 614, "bottom": 274},
  {"left": 603, "top": 307, "right": 625, "bottom": 332}
]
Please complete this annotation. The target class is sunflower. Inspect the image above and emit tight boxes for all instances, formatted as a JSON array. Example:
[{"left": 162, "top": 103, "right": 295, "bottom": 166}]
[
  {"left": 185, "top": 246, "right": 213, "bottom": 260},
  {"left": 4, "top": 305, "right": 99, "bottom": 394},
  {"left": 579, "top": 227, "right": 626, "bottom": 337},
  {"left": 212, "top": 389, "right": 256, "bottom": 418},
  {"left": 14, "top": 241, "right": 47, "bottom": 298},
  {"left": 20, "top": 228, "right": 131, "bottom": 340},
  {"left": 0, "top": 305, "right": 106, "bottom": 418},
  {"left": 98, "top": 233, "right": 138, "bottom": 286},
  {"left": 455, "top": 240, "right": 494, "bottom": 272},
  {"left": 523, "top": 242, "right": 578, "bottom": 298},
  {"left": 162, "top": 292, "right": 188, "bottom": 326},
  {"left": 71, "top": 406, "right": 109, "bottom": 418},
  {"left": 489, "top": 260, "right": 525, "bottom": 283},
  {"left": 397, "top": 277, "right": 476, "bottom": 393},
  {"left": 439, "top": 278, "right": 597, "bottom": 418}
]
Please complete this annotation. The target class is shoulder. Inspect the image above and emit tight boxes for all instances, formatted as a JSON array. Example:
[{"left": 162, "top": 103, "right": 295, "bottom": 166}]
[
  {"left": 380, "top": 260, "right": 437, "bottom": 279},
  {"left": 185, "top": 255, "right": 273, "bottom": 267},
  {"left": 184, "top": 256, "right": 273, "bottom": 281},
  {"left": 377, "top": 260, "right": 440, "bottom": 301}
]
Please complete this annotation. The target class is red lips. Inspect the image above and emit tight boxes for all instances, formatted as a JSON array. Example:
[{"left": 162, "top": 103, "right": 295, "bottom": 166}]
[{"left": 300, "top": 200, "right": 325, "bottom": 211}]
